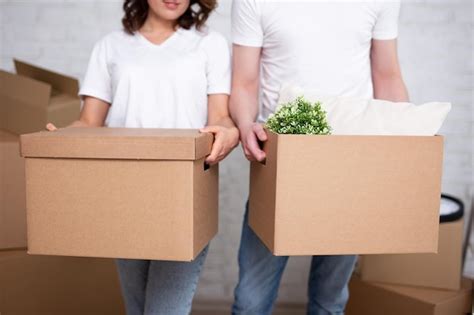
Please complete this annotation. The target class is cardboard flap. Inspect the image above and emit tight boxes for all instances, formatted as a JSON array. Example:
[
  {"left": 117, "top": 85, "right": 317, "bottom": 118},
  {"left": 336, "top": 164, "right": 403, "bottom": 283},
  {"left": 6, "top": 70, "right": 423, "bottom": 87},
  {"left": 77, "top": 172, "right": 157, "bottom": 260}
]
[
  {"left": 20, "top": 128, "right": 213, "bottom": 160},
  {"left": 14, "top": 59, "right": 79, "bottom": 97},
  {"left": 0, "top": 69, "right": 51, "bottom": 109}
]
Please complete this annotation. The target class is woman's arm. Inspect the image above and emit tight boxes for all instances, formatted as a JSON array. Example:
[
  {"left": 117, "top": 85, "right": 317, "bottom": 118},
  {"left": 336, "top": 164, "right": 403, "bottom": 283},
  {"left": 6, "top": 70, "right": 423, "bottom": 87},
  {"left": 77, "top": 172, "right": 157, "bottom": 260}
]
[
  {"left": 46, "top": 96, "right": 110, "bottom": 130},
  {"left": 200, "top": 94, "right": 239, "bottom": 165}
]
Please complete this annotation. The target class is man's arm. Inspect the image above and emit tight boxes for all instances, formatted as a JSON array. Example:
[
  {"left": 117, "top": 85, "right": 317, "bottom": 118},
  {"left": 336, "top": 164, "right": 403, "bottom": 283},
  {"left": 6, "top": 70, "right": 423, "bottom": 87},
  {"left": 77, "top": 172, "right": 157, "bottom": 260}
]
[
  {"left": 371, "top": 39, "right": 409, "bottom": 102},
  {"left": 229, "top": 44, "right": 267, "bottom": 162}
]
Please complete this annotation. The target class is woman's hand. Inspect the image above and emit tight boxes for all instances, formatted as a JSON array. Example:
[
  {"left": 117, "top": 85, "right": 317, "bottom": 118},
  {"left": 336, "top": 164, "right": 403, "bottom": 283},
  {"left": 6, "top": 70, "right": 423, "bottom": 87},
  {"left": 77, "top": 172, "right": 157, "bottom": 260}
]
[
  {"left": 45, "top": 96, "right": 110, "bottom": 132},
  {"left": 200, "top": 125, "right": 239, "bottom": 165},
  {"left": 46, "top": 123, "right": 58, "bottom": 131}
]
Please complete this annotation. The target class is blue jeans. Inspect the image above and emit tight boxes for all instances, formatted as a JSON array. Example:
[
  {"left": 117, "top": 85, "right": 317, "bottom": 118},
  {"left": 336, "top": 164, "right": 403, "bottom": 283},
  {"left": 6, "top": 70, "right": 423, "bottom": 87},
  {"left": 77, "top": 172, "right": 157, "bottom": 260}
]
[
  {"left": 116, "top": 246, "right": 209, "bottom": 315},
  {"left": 232, "top": 204, "right": 357, "bottom": 315}
]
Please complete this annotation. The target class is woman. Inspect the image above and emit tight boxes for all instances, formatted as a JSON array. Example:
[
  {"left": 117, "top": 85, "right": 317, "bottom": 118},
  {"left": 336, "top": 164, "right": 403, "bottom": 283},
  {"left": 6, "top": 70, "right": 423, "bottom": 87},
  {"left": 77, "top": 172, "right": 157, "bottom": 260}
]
[{"left": 48, "top": 0, "right": 238, "bottom": 314}]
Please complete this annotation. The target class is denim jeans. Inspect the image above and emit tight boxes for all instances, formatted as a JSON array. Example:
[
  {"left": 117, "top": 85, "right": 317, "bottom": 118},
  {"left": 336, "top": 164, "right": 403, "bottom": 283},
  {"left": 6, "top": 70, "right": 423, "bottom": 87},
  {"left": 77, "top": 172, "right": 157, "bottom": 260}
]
[
  {"left": 116, "top": 245, "right": 209, "bottom": 315},
  {"left": 232, "top": 204, "right": 357, "bottom": 315}
]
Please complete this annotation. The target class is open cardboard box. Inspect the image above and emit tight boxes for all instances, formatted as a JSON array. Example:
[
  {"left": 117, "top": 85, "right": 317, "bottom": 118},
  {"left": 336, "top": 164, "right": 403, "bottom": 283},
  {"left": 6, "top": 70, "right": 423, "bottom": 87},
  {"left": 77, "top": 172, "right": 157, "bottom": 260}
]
[
  {"left": 359, "top": 218, "right": 464, "bottom": 290},
  {"left": 0, "top": 250, "right": 124, "bottom": 314},
  {"left": 249, "top": 130, "right": 443, "bottom": 255},
  {"left": 346, "top": 275, "right": 473, "bottom": 315},
  {"left": 20, "top": 127, "right": 218, "bottom": 261},
  {"left": 0, "top": 130, "right": 26, "bottom": 250},
  {"left": 0, "top": 59, "right": 80, "bottom": 135}
]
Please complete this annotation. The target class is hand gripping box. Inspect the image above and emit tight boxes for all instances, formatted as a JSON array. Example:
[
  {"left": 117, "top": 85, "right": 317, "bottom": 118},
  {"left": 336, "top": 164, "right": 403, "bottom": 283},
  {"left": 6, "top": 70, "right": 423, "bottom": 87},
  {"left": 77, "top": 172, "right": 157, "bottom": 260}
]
[
  {"left": 249, "top": 130, "right": 443, "bottom": 255},
  {"left": 20, "top": 128, "right": 218, "bottom": 261}
]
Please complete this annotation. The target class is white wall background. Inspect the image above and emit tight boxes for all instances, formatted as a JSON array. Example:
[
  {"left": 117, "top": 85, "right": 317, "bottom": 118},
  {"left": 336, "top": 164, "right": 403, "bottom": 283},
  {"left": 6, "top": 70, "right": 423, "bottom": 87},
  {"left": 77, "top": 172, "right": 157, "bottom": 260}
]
[{"left": 1, "top": 0, "right": 472, "bottom": 304}]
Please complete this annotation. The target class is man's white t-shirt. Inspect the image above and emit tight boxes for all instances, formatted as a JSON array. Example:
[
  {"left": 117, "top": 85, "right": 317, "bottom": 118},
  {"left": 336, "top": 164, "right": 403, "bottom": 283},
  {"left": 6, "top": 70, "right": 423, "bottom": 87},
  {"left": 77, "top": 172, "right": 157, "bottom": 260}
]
[
  {"left": 79, "top": 28, "right": 231, "bottom": 128},
  {"left": 231, "top": 0, "right": 401, "bottom": 122}
]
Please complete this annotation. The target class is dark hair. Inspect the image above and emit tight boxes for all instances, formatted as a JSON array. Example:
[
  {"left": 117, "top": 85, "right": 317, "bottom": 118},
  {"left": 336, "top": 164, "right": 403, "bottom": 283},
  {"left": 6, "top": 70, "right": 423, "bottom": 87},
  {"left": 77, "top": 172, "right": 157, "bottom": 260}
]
[{"left": 122, "top": 0, "right": 216, "bottom": 34}]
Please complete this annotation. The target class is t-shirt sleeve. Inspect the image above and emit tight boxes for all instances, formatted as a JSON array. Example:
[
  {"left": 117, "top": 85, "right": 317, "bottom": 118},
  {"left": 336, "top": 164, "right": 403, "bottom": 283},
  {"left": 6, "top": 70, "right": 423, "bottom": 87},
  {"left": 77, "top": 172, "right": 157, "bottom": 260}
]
[
  {"left": 205, "top": 32, "right": 231, "bottom": 95},
  {"left": 231, "top": 0, "right": 264, "bottom": 47},
  {"left": 78, "top": 38, "right": 112, "bottom": 104},
  {"left": 373, "top": 1, "right": 401, "bottom": 40}
]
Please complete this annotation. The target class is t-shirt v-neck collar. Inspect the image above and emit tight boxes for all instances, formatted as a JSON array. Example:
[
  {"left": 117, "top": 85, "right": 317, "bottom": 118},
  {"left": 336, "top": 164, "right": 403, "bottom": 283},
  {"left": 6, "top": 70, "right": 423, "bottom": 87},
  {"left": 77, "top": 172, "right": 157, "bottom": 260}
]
[{"left": 136, "top": 28, "right": 182, "bottom": 49}]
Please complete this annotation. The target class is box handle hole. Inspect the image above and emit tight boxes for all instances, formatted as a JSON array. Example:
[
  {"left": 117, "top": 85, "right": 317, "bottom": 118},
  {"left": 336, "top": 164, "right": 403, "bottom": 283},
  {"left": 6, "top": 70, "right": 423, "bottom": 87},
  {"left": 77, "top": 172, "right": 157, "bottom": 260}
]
[{"left": 204, "top": 162, "right": 210, "bottom": 171}]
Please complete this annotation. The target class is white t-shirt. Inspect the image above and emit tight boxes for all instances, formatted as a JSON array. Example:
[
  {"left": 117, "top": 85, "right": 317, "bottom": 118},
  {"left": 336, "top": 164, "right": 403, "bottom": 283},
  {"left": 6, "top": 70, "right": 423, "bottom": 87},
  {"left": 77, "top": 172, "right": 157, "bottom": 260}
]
[
  {"left": 79, "top": 28, "right": 231, "bottom": 128},
  {"left": 231, "top": 0, "right": 401, "bottom": 122}
]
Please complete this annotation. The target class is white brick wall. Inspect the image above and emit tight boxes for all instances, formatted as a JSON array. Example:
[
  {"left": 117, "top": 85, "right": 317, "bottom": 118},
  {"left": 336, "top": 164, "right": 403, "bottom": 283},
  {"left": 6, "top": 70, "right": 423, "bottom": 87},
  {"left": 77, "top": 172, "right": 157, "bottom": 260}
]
[{"left": 1, "top": 0, "right": 472, "bottom": 304}]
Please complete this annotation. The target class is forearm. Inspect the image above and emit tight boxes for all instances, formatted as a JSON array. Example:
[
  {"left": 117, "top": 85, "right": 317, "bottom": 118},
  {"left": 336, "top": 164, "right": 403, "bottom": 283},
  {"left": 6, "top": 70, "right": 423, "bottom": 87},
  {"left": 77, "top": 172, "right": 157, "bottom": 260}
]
[
  {"left": 229, "top": 87, "right": 259, "bottom": 129},
  {"left": 208, "top": 115, "right": 237, "bottom": 130},
  {"left": 373, "top": 74, "right": 409, "bottom": 102}
]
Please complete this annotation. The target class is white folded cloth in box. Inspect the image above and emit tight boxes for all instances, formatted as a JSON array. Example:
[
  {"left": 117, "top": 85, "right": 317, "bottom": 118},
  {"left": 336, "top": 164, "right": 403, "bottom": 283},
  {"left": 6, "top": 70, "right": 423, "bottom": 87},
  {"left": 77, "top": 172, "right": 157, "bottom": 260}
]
[{"left": 278, "top": 85, "right": 451, "bottom": 136}]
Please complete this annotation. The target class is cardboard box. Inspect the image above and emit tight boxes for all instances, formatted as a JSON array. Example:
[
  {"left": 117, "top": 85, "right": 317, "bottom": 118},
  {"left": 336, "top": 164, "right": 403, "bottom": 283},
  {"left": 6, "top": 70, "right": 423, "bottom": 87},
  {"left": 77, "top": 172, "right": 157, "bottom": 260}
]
[
  {"left": 0, "top": 130, "right": 26, "bottom": 250},
  {"left": 0, "top": 250, "right": 124, "bottom": 314},
  {"left": 359, "top": 219, "right": 464, "bottom": 290},
  {"left": 21, "top": 127, "right": 218, "bottom": 261},
  {"left": 346, "top": 276, "right": 473, "bottom": 315},
  {"left": 249, "top": 131, "right": 443, "bottom": 255},
  {"left": 0, "top": 59, "right": 80, "bottom": 135}
]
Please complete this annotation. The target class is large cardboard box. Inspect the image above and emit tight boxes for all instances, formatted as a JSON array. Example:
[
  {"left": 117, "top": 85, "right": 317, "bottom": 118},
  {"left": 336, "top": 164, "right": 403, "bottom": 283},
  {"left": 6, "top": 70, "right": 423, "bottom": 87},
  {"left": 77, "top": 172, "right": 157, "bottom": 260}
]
[
  {"left": 359, "top": 219, "right": 464, "bottom": 290},
  {"left": 0, "top": 250, "right": 124, "bottom": 315},
  {"left": 0, "top": 59, "right": 80, "bottom": 135},
  {"left": 21, "top": 127, "right": 218, "bottom": 261},
  {"left": 249, "top": 131, "right": 443, "bottom": 255},
  {"left": 0, "top": 130, "right": 26, "bottom": 249},
  {"left": 346, "top": 276, "right": 473, "bottom": 315}
]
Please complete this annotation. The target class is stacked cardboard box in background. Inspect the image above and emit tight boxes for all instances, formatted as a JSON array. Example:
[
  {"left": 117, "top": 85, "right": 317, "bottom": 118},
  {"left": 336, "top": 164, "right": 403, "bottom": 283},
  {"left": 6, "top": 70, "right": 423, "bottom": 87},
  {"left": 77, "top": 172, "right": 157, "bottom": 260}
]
[
  {"left": 0, "top": 130, "right": 26, "bottom": 250},
  {"left": 348, "top": 196, "right": 472, "bottom": 315},
  {"left": 0, "top": 60, "right": 124, "bottom": 314},
  {"left": 347, "top": 275, "right": 472, "bottom": 315},
  {"left": 0, "top": 250, "right": 124, "bottom": 315}
]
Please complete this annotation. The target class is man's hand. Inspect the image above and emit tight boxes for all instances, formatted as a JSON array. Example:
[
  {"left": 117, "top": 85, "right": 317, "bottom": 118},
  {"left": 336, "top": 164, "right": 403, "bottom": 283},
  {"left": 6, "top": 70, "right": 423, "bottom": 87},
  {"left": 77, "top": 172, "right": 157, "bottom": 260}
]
[
  {"left": 239, "top": 122, "right": 267, "bottom": 162},
  {"left": 200, "top": 125, "right": 240, "bottom": 165}
]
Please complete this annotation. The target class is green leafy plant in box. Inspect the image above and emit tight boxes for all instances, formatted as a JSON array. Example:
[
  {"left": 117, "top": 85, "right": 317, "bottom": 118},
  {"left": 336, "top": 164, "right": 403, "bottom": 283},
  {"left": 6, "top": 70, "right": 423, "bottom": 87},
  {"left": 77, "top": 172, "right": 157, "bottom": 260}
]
[{"left": 265, "top": 96, "right": 331, "bottom": 135}]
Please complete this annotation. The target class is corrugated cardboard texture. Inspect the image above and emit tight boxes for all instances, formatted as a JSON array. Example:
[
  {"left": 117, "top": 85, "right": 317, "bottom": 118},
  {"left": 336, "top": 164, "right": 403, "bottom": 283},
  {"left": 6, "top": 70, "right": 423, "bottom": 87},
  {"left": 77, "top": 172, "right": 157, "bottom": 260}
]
[
  {"left": 21, "top": 128, "right": 213, "bottom": 160},
  {"left": 193, "top": 159, "right": 218, "bottom": 256},
  {"left": 24, "top": 128, "right": 217, "bottom": 260},
  {"left": 0, "top": 61, "right": 80, "bottom": 135},
  {"left": 346, "top": 276, "right": 473, "bottom": 315},
  {"left": 0, "top": 130, "right": 26, "bottom": 249},
  {"left": 360, "top": 219, "right": 464, "bottom": 290},
  {"left": 0, "top": 250, "right": 124, "bottom": 315},
  {"left": 250, "top": 132, "right": 443, "bottom": 255},
  {"left": 27, "top": 158, "right": 196, "bottom": 260},
  {"left": 249, "top": 131, "right": 279, "bottom": 251}
]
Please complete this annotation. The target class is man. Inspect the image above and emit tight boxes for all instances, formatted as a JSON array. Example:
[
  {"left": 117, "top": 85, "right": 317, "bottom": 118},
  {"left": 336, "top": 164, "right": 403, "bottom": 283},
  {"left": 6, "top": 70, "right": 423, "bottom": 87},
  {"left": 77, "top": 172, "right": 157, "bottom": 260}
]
[{"left": 229, "top": 0, "right": 408, "bottom": 314}]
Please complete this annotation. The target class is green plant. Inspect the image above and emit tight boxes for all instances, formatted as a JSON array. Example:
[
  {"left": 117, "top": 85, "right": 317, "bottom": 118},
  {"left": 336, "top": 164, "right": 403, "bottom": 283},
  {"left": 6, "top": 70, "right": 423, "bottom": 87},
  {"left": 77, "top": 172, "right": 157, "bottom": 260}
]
[{"left": 265, "top": 96, "right": 331, "bottom": 135}]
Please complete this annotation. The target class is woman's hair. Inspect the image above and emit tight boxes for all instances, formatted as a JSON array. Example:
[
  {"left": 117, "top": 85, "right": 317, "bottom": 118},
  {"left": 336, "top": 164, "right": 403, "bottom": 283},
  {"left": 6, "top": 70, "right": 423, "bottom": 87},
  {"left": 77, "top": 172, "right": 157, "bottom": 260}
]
[{"left": 122, "top": 0, "right": 217, "bottom": 34}]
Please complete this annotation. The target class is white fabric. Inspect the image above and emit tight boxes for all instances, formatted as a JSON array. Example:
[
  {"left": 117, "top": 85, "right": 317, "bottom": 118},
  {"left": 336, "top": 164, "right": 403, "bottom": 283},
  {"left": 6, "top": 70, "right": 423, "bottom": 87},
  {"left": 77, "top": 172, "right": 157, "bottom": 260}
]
[
  {"left": 278, "top": 85, "right": 451, "bottom": 136},
  {"left": 79, "top": 28, "right": 231, "bottom": 129},
  {"left": 231, "top": 0, "right": 401, "bottom": 122}
]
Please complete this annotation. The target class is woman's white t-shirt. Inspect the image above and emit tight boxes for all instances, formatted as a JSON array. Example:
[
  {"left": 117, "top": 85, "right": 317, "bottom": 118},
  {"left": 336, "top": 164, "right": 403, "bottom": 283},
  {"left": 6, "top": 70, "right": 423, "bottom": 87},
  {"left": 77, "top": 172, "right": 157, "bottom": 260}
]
[{"left": 79, "top": 28, "right": 231, "bottom": 128}]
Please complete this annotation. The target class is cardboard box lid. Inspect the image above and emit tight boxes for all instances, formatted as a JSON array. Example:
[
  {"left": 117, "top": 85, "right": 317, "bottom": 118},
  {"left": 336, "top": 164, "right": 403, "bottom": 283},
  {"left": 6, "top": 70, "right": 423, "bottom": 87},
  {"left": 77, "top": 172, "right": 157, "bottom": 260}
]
[
  {"left": 347, "top": 276, "right": 473, "bottom": 315},
  {"left": 378, "top": 278, "right": 473, "bottom": 305},
  {"left": 14, "top": 59, "right": 79, "bottom": 97},
  {"left": 20, "top": 127, "right": 213, "bottom": 160}
]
